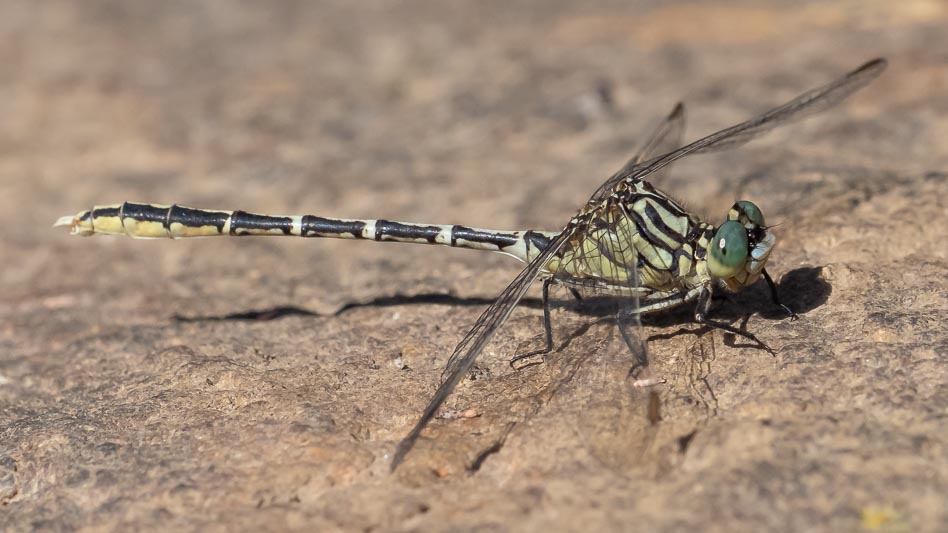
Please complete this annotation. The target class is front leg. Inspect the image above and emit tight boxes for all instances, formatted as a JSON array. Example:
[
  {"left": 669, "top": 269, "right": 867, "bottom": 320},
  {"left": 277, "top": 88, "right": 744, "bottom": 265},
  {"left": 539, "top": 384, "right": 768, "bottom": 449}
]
[
  {"left": 694, "top": 286, "right": 775, "bottom": 356},
  {"left": 762, "top": 268, "right": 799, "bottom": 321}
]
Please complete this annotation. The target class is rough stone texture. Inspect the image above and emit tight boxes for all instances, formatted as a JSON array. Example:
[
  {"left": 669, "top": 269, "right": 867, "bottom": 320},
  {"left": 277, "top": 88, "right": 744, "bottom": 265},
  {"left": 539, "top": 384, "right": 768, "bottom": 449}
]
[{"left": 1, "top": 1, "right": 946, "bottom": 531}]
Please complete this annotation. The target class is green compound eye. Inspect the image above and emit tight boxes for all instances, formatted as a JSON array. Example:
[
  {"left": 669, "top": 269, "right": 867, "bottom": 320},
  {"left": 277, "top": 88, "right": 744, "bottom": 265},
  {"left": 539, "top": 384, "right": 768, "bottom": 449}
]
[
  {"left": 735, "top": 200, "right": 765, "bottom": 227},
  {"left": 709, "top": 221, "right": 749, "bottom": 278}
]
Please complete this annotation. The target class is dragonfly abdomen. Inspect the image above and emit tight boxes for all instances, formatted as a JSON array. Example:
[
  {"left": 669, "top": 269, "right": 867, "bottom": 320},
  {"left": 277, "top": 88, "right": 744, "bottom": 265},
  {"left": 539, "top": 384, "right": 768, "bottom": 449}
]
[{"left": 55, "top": 202, "right": 560, "bottom": 264}]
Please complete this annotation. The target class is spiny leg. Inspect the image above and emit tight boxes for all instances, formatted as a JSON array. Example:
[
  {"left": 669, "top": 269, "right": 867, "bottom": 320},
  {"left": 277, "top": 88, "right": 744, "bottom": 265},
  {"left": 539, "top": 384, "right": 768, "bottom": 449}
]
[
  {"left": 694, "top": 287, "right": 775, "bottom": 356},
  {"left": 617, "top": 305, "right": 667, "bottom": 386},
  {"left": 616, "top": 305, "right": 650, "bottom": 376},
  {"left": 509, "top": 279, "right": 554, "bottom": 369},
  {"left": 762, "top": 268, "right": 799, "bottom": 320}
]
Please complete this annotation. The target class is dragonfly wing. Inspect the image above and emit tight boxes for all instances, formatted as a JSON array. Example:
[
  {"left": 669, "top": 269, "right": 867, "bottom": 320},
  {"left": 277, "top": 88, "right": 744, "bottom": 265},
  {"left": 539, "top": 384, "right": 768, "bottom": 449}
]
[
  {"left": 627, "top": 102, "right": 687, "bottom": 168},
  {"left": 557, "top": 194, "right": 657, "bottom": 469},
  {"left": 390, "top": 229, "right": 571, "bottom": 470},
  {"left": 591, "top": 102, "right": 686, "bottom": 202},
  {"left": 618, "top": 59, "right": 887, "bottom": 185}
]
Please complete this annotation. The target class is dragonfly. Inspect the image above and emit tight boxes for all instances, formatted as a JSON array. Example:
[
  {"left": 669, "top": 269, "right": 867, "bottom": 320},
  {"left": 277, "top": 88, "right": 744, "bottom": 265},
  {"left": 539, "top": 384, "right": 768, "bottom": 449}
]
[{"left": 55, "top": 58, "right": 887, "bottom": 471}]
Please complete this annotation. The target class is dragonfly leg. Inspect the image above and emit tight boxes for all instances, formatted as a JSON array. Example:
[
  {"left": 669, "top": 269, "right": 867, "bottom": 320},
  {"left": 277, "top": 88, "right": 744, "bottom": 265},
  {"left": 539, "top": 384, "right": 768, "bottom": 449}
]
[
  {"left": 694, "top": 288, "right": 776, "bottom": 356},
  {"left": 762, "top": 269, "right": 799, "bottom": 321},
  {"left": 509, "top": 279, "right": 554, "bottom": 369},
  {"left": 617, "top": 306, "right": 649, "bottom": 373}
]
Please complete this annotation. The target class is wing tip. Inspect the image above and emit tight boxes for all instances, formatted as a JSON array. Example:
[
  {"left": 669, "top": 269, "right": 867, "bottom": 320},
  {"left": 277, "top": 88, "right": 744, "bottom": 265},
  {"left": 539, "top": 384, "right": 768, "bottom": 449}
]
[
  {"left": 855, "top": 57, "right": 888, "bottom": 77},
  {"left": 389, "top": 443, "right": 409, "bottom": 473}
]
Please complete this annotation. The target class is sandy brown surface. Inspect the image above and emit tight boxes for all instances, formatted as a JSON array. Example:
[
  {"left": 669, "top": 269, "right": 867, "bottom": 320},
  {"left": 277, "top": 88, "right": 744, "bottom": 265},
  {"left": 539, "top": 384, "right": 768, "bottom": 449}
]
[{"left": 2, "top": 1, "right": 946, "bottom": 531}]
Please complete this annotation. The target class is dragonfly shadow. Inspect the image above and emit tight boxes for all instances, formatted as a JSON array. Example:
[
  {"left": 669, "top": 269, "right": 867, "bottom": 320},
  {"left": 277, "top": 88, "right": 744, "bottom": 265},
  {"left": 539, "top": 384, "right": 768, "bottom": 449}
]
[
  {"left": 639, "top": 267, "right": 831, "bottom": 353},
  {"left": 335, "top": 293, "right": 546, "bottom": 315},
  {"left": 716, "top": 266, "right": 831, "bottom": 321},
  {"left": 174, "top": 305, "right": 320, "bottom": 322},
  {"left": 768, "top": 266, "right": 832, "bottom": 317},
  {"left": 541, "top": 266, "right": 831, "bottom": 356},
  {"left": 172, "top": 267, "right": 828, "bottom": 325},
  {"left": 173, "top": 292, "right": 546, "bottom": 322}
]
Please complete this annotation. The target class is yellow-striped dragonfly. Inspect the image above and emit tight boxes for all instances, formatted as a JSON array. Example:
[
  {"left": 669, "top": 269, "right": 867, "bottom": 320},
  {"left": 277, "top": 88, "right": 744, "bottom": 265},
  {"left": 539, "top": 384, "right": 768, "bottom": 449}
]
[{"left": 57, "top": 58, "right": 887, "bottom": 470}]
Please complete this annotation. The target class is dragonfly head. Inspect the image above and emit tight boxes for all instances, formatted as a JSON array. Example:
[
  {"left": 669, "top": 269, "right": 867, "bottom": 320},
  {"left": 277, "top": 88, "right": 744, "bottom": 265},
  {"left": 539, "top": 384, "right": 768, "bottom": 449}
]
[{"left": 707, "top": 200, "right": 774, "bottom": 291}]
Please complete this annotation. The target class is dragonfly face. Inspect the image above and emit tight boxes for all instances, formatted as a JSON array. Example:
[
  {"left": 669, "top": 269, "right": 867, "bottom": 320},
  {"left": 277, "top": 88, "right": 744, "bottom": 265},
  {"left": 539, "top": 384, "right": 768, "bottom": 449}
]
[{"left": 709, "top": 200, "right": 774, "bottom": 291}]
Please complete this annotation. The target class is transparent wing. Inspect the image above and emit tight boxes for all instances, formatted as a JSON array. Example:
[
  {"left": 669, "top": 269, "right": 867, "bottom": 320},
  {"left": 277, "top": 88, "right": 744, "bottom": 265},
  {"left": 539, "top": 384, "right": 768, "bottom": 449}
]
[
  {"left": 615, "top": 59, "right": 886, "bottom": 186},
  {"left": 563, "top": 195, "right": 654, "bottom": 468},
  {"left": 390, "top": 229, "right": 572, "bottom": 470},
  {"left": 590, "top": 102, "right": 686, "bottom": 202},
  {"left": 627, "top": 102, "right": 687, "bottom": 169},
  {"left": 544, "top": 197, "right": 656, "bottom": 470}
]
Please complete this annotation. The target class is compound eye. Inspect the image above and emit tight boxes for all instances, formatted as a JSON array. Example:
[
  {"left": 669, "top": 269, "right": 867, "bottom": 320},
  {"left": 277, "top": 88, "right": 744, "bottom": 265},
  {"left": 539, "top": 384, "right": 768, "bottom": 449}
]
[
  {"left": 709, "top": 221, "right": 749, "bottom": 278},
  {"left": 735, "top": 200, "right": 765, "bottom": 227}
]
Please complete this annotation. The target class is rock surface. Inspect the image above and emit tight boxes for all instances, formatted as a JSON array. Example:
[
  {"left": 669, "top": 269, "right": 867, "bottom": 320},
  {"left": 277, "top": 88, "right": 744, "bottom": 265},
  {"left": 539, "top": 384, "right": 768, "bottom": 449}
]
[{"left": 1, "top": 1, "right": 945, "bottom": 531}]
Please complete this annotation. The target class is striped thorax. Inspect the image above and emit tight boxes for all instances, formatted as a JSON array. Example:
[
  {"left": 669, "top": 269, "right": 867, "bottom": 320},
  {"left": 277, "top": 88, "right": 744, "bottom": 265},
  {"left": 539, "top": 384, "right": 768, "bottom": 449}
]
[{"left": 545, "top": 177, "right": 774, "bottom": 310}]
